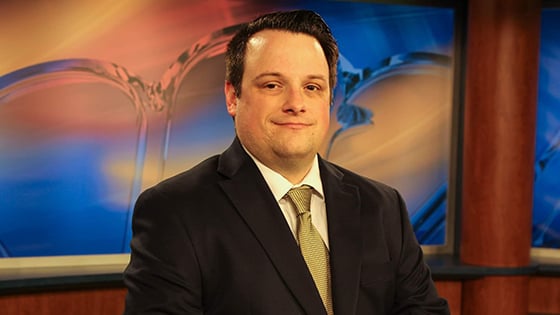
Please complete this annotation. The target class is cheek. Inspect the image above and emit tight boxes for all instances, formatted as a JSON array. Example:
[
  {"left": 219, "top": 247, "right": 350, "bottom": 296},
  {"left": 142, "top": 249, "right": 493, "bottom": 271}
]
[
  {"left": 315, "top": 109, "right": 331, "bottom": 139},
  {"left": 318, "top": 108, "right": 331, "bottom": 127},
  {"left": 239, "top": 98, "right": 272, "bottom": 122},
  {"left": 235, "top": 104, "right": 263, "bottom": 131}
]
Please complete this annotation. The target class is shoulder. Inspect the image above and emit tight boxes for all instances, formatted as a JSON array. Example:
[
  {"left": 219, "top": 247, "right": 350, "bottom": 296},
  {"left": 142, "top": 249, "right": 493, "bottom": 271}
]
[
  {"left": 321, "top": 158, "right": 401, "bottom": 201},
  {"left": 143, "top": 154, "right": 222, "bottom": 200}
]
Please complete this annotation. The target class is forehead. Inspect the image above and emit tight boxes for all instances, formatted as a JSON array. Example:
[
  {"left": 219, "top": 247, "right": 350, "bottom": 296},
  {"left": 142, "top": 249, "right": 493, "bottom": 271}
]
[
  {"left": 247, "top": 29, "right": 321, "bottom": 51},
  {"left": 244, "top": 30, "right": 328, "bottom": 74}
]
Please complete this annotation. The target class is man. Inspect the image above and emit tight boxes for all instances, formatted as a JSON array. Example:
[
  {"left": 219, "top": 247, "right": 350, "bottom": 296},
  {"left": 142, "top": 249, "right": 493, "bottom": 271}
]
[{"left": 123, "top": 10, "right": 449, "bottom": 315}]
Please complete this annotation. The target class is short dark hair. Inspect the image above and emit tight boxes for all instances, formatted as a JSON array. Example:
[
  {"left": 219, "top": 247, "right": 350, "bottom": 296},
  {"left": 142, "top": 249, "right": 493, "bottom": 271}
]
[{"left": 225, "top": 10, "right": 339, "bottom": 99}]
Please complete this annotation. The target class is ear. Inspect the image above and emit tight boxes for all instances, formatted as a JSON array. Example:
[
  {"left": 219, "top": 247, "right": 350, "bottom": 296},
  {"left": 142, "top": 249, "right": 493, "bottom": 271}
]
[{"left": 224, "top": 81, "right": 237, "bottom": 117}]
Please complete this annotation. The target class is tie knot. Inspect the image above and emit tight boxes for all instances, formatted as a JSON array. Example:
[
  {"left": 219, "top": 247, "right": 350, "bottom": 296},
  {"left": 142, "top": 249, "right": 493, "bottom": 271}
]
[{"left": 287, "top": 185, "right": 313, "bottom": 216}]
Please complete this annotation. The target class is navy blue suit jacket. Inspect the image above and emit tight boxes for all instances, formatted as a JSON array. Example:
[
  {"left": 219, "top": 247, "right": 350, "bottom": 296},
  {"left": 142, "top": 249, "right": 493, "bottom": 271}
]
[{"left": 123, "top": 137, "right": 449, "bottom": 314}]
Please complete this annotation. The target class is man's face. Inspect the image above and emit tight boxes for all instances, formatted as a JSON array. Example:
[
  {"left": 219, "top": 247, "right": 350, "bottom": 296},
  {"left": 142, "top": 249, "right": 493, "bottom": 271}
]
[{"left": 225, "top": 30, "right": 331, "bottom": 173}]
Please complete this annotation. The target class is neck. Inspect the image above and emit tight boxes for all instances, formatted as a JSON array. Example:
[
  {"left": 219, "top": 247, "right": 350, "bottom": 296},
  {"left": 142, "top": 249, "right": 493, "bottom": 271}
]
[
  {"left": 240, "top": 143, "right": 317, "bottom": 184},
  {"left": 269, "top": 155, "right": 314, "bottom": 185}
]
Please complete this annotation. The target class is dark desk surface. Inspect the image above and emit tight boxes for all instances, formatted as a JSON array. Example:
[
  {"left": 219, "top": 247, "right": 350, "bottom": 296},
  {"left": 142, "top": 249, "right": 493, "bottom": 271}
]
[{"left": 1, "top": 254, "right": 559, "bottom": 294}]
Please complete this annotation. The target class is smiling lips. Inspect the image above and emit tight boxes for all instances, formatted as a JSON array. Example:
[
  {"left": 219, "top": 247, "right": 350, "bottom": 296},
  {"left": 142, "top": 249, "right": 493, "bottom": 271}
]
[{"left": 274, "top": 121, "right": 312, "bottom": 129}]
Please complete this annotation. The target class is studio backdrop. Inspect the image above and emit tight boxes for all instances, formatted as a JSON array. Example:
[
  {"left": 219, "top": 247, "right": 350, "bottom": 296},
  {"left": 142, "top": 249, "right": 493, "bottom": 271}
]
[{"left": 0, "top": 0, "right": 456, "bottom": 262}]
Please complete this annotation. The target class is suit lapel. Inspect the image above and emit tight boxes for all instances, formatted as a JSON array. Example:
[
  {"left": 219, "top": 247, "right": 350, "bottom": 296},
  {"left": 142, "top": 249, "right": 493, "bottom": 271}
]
[
  {"left": 320, "top": 160, "right": 362, "bottom": 315},
  {"left": 217, "top": 139, "right": 327, "bottom": 315}
]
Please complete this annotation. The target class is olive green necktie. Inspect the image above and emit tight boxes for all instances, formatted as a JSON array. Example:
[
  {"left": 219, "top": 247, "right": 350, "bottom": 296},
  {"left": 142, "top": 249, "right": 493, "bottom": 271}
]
[{"left": 287, "top": 185, "right": 333, "bottom": 315}]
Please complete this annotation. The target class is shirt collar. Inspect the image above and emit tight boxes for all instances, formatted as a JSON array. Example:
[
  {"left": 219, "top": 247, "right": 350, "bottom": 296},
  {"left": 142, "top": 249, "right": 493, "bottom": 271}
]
[{"left": 243, "top": 146, "right": 324, "bottom": 202}]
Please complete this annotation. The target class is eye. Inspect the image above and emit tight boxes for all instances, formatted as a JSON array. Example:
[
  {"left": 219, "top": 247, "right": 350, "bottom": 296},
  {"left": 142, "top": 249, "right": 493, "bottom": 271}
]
[
  {"left": 264, "top": 82, "right": 280, "bottom": 89},
  {"left": 305, "top": 84, "right": 321, "bottom": 91}
]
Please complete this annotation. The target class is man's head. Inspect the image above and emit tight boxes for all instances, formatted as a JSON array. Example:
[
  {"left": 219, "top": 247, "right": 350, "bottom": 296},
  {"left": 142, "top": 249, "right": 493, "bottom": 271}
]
[
  {"left": 225, "top": 10, "right": 339, "bottom": 99},
  {"left": 224, "top": 10, "right": 339, "bottom": 183}
]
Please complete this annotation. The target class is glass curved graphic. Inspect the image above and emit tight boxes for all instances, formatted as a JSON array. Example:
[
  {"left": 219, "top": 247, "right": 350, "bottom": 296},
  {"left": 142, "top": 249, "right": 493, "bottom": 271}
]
[{"left": 0, "top": 2, "right": 455, "bottom": 257}]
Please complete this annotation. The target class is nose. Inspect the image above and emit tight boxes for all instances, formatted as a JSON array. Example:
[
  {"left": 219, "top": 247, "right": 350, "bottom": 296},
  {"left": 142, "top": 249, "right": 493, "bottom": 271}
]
[{"left": 282, "top": 87, "right": 305, "bottom": 113}]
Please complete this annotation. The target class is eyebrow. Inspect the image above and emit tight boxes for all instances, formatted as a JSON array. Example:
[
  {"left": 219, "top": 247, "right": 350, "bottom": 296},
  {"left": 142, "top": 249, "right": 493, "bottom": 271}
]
[
  {"left": 252, "top": 72, "right": 328, "bottom": 82},
  {"left": 252, "top": 72, "right": 282, "bottom": 81}
]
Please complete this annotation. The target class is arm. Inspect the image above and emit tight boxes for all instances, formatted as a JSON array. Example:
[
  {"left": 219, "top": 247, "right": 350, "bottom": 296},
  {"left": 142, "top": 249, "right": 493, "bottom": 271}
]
[
  {"left": 123, "top": 187, "right": 203, "bottom": 314},
  {"left": 391, "top": 190, "right": 450, "bottom": 315}
]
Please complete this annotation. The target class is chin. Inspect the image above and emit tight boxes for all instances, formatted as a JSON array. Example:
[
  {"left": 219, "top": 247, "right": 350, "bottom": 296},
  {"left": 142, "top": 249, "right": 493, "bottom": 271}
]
[{"left": 276, "top": 145, "right": 315, "bottom": 160}]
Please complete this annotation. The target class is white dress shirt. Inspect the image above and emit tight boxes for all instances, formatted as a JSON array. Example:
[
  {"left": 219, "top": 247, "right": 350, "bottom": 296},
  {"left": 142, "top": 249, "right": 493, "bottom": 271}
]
[{"left": 244, "top": 149, "right": 330, "bottom": 249}]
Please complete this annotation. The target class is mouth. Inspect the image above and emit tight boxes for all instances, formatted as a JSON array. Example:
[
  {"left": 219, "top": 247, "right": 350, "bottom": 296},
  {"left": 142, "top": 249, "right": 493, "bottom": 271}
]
[{"left": 274, "top": 122, "right": 311, "bottom": 129}]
